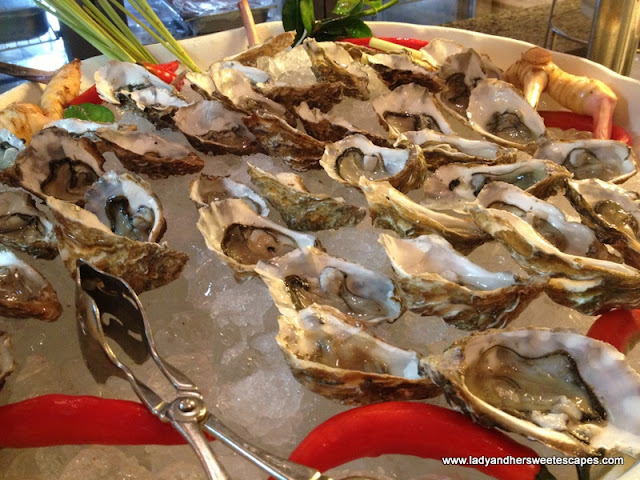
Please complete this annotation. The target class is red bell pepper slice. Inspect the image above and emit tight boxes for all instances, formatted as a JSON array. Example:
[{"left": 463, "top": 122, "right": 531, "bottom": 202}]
[
  {"left": 69, "top": 85, "right": 102, "bottom": 106},
  {"left": 287, "top": 402, "right": 555, "bottom": 480},
  {"left": 0, "top": 394, "right": 213, "bottom": 447},
  {"left": 539, "top": 110, "right": 633, "bottom": 145},
  {"left": 587, "top": 309, "right": 640, "bottom": 354},
  {"left": 342, "top": 36, "right": 429, "bottom": 50}
]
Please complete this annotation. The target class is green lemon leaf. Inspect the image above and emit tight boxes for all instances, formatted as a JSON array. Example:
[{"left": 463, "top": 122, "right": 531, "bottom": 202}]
[
  {"left": 282, "top": 0, "right": 303, "bottom": 33},
  {"left": 299, "top": 0, "right": 316, "bottom": 35},
  {"left": 363, "top": 0, "right": 383, "bottom": 8},
  {"left": 333, "top": 0, "right": 363, "bottom": 16},
  {"left": 314, "top": 17, "right": 372, "bottom": 41},
  {"left": 63, "top": 103, "right": 115, "bottom": 123}
]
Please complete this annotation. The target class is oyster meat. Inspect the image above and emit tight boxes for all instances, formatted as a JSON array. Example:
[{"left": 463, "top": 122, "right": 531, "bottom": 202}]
[
  {"left": 277, "top": 304, "right": 439, "bottom": 405},
  {"left": 0, "top": 331, "right": 14, "bottom": 389},
  {"left": 0, "top": 128, "right": 24, "bottom": 174},
  {"left": 248, "top": 164, "right": 365, "bottom": 231},
  {"left": 189, "top": 174, "right": 269, "bottom": 215},
  {"left": 424, "top": 328, "right": 640, "bottom": 457},
  {"left": 255, "top": 246, "right": 404, "bottom": 323},
  {"left": 362, "top": 51, "right": 443, "bottom": 91},
  {"left": 380, "top": 234, "right": 544, "bottom": 330}
]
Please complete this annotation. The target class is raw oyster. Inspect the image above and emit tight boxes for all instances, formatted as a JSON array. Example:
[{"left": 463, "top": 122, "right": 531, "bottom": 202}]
[
  {"left": 0, "top": 189, "right": 57, "bottom": 259},
  {"left": 422, "top": 160, "right": 572, "bottom": 207},
  {"left": 196, "top": 198, "right": 318, "bottom": 276},
  {"left": 424, "top": 328, "right": 640, "bottom": 457},
  {"left": 0, "top": 247, "right": 61, "bottom": 321},
  {"left": 477, "top": 182, "right": 619, "bottom": 262},
  {"left": 15, "top": 127, "right": 105, "bottom": 205},
  {"left": 84, "top": 171, "right": 166, "bottom": 242},
  {"left": 223, "top": 31, "right": 296, "bottom": 67},
  {"left": 255, "top": 246, "right": 404, "bottom": 323},
  {"left": 361, "top": 51, "right": 443, "bottom": 91},
  {"left": 321, "top": 134, "right": 427, "bottom": 193},
  {"left": 380, "top": 234, "right": 544, "bottom": 330},
  {"left": 0, "top": 128, "right": 24, "bottom": 174},
  {"left": 46, "top": 197, "right": 188, "bottom": 293},
  {"left": 419, "top": 38, "right": 466, "bottom": 67},
  {"left": 565, "top": 178, "right": 640, "bottom": 269},
  {"left": 0, "top": 331, "right": 14, "bottom": 388},
  {"left": 173, "top": 100, "right": 262, "bottom": 155},
  {"left": 44, "top": 119, "right": 121, "bottom": 138},
  {"left": 96, "top": 128, "right": 204, "bottom": 178},
  {"left": 372, "top": 84, "right": 454, "bottom": 138},
  {"left": 189, "top": 174, "right": 269, "bottom": 215},
  {"left": 243, "top": 112, "right": 325, "bottom": 171},
  {"left": 248, "top": 164, "right": 365, "bottom": 231},
  {"left": 276, "top": 303, "right": 439, "bottom": 405},
  {"left": 401, "top": 129, "right": 524, "bottom": 169},
  {"left": 533, "top": 138, "right": 637, "bottom": 184},
  {"left": 467, "top": 79, "right": 546, "bottom": 151},
  {"left": 470, "top": 201, "right": 640, "bottom": 314},
  {"left": 360, "top": 177, "right": 489, "bottom": 254},
  {"left": 95, "top": 60, "right": 173, "bottom": 105}
]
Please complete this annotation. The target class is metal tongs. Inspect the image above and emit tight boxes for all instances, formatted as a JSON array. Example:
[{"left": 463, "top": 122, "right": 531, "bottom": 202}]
[{"left": 75, "top": 260, "right": 336, "bottom": 480}]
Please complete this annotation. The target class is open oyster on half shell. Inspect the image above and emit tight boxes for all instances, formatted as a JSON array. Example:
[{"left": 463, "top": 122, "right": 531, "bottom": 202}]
[
  {"left": 276, "top": 303, "right": 439, "bottom": 405},
  {"left": 424, "top": 328, "right": 640, "bottom": 457},
  {"left": 380, "top": 234, "right": 544, "bottom": 330},
  {"left": 0, "top": 129, "right": 24, "bottom": 180},
  {"left": 248, "top": 164, "right": 365, "bottom": 231},
  {"left": 189, "top": 174, "right": 269, "bottom": 215},
  {"left": 0, "top": 331, "right": 14, "bottom": 389},
  {"left": 321, "top": 134, "right": 427, "bottom": 193},
  {"left": 255, "top": 246, "right": 404, "bottom": 324},
  {"left": 196, "top": 198, "right": 319, "bottom": 277}
]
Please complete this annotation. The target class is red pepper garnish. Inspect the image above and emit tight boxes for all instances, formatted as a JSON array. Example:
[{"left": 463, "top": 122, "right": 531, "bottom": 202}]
[
  {"left": 69, "top": 85, "right": 101, "bottom": 106},
  {"left": 342, "top": 36, "right": 429, "bottom": 50},
  {"left": 539, "top": 110, "right": 633, "bottom": 145},
  {"left": 0, "top": 394, "right": 214, "bottom": 447},
  {"left": 587, "top": 309, "right": 640, "bottom": 354},
  {"left": 287, "top": 402, "right": 555, "bottom": 480}
]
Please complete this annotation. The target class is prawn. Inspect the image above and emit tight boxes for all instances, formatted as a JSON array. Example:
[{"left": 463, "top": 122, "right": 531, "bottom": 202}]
[{"left": 40, "top": 59, "right": 82, "bottom": 120}]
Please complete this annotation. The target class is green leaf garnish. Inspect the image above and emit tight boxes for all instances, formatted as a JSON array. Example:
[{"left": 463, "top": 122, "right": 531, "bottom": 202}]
[{"left": 63, "top": 103, "right": 115, "bottom": 123}]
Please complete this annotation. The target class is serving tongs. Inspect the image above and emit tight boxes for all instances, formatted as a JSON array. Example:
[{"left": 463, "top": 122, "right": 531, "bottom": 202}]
[{"left": 75, "top": 259, "right": 338, "bottom": 480}]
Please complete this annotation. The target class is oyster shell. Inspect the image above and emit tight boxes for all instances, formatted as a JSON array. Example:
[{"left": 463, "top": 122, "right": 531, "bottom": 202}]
[
  {"left": 189, "top": 174, "right": 269, "bottom": 215},
  {"left": 0, "top": 128, "right": 24, "bottom": 174},
  {"left": 15, "top": 127, "right": 105, "bottom": 205},
  {"left": 173, "top": 100, "right": 263, "bottom": 155},
  {"left": 467, "top": 79, "right": 546, "bottom": 151},
  {"left": 248, "top": 164, "right": 365, "bottom": 231},
  {"left": 362, "top": 51, "right": 443, "bottom": 91},
  {"left": 196, "top": 198, "right": 319, "bottom": 276},
  {"left": 372, "top": 84, "right": 454, "bottom": 138},
  {"left": 360, "top": 177, "right": 489, "bottom": 254},
  {"left": 0, "top": 331, "right": 14, "bottom": 388},
  {"left": 533, "top": 138, "right": 637, "bottom": 184},
  {"left": 321, "top": 134, "right": 427, "bottom": 193},
  {"left": 46, "top": 197, "right": 188, "bottom": 293},
  {"left": 380, "top": 234, "right": 544, "bottom": 330},
  {"left": 565, "top": 178, "right": 640, "bottom": 269},
  {"left": 95, "top": 60, "right": 173, "bottom": 105},
  {"left": 255, "top": 246, "right": 404, "bottom": 323},
  {"left": 0, "top": 189, "right": 57, "bottom": 259},
  {"left": 223, "top": 31, "right": 296, "bottom": 67},
  {"left": 422, "top": 159, "right": 572, "bottom": 207},
  {"left": 96, "top": 128, "right": 204, "bottom": 178},
  {"left": 84, "top": 171, "right": 166, "bottom": 243},
  {"left": 0, "top": 247, "right": 61, "bottom": 321},
  {"left": 276, "top": 304, "right": 439, "bottom": 405},
  {"left": 424, "top": 328, "right": 640, "bottom": 457}
]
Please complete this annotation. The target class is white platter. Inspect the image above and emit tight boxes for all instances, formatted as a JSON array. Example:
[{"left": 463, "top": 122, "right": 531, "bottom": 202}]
[{"left": 2, "top": 22, "right": 640, "bottom": 480}]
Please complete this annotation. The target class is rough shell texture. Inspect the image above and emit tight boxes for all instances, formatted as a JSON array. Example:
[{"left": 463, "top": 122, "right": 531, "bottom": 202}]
[
  {"left": 223, "top": 31, "right": 296, "bottom": 67},
  {"left": 263, "top": 81, "right": 346, "bottom": 114},
  {"left": 364, "top": 52, "right": 443, "bottom": 91},
  {"left": 189, "top": 174, "right": 269, "bottom": 215},
  {"left": 46, "top": 197, "right": 188, "bottom": 294}
]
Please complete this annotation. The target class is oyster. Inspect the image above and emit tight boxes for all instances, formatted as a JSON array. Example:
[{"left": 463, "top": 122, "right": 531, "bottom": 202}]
[
  {"left": 44, "top": 119, "right": 121, "bottom": 138},
  {"left": 0, "top": 189, "right": 57, "bottom": 259},
  {"left": 0, "top": 128, "right": 24, "bottom": 174},
  {"left": 96, "top": 128, "right": 204, "bottom": 178},
  {"left": 361, "top": 51, "right": 443, "bottom": 91},
  {"left": 372, "top": 84, "right": 454, "bottom": 138},
  {"left": 422, "top": 160, "right": 572, "bottom": 207},
  {"left": 470, "top": 201, "right": 640, "bottom": 314},
  {"left": 565, "top": 178, "right": 640, "bottom": 269},
  {"left": 255, "top": 246, "right": 404, "bottom": 323},
  {"left": 189, "top": 174, "right": 269, "bottom": 215},
  {"left": 360, "top": 177, "right": 489, "bottom": 254},
  {"left": 196, "top": 198, "right": 318, "bottom": 276},
  {"left": 15, "top": 127, "right": 105, "bottom": 205},
  {"left": 467, "top": 79, "right": 546, "bottom": 151},
  {"left": 84, "top": 171, "right": 166, "bottom": 243},
  {"left": 248, "top": 164, "right": 365, "bottom": 231},
  {"left": 173, "top": 100, "right": 262, "bottom": 155},
  {"left": 276, "top": 303, "right": 439, "bottom": 405},
  {"left": 0, "top": 331, "right": 14, "bottom": 388},
  {"left": 424, "top": 328, "right": 640, "bottom": 457},
  {"left": 0, "top": 247, "right": 61, "bottom": 321},
  {"left": 477, "top": 182, "right": 619, "bottom": 262},
  {"left": 95, "top": 60, "right": 173, "bottom": 105},
  {"left": 46, "top": 197, "right": 188, "bottom": 293},
  {"left": 223, "top": 31, "right": 296, "bottom": 67},
  {"left": 380, "top": 234, "right": 544, "bottom": 330},
  {"left": 321, "top": 134, "right": 427, "bottom": 193},
  {"left": 533, "top": 138, "right": 637, "bottom": 184}
]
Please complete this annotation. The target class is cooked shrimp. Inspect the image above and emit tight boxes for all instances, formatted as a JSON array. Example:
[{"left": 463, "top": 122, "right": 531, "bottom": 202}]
[
  {"left": 505, "top": 47, "right": 617, "bottom": 139},
  {"left": 40, "top": 59, "right": 82, "bottom": 119},
  {"left": 0, "top": 103, "right": 51, "bottom": 144}
]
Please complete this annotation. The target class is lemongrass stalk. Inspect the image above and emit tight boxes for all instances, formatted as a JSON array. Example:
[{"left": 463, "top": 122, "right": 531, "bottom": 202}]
[{"left": 96, "top": 0, "right": 156, "bottom": 62}]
